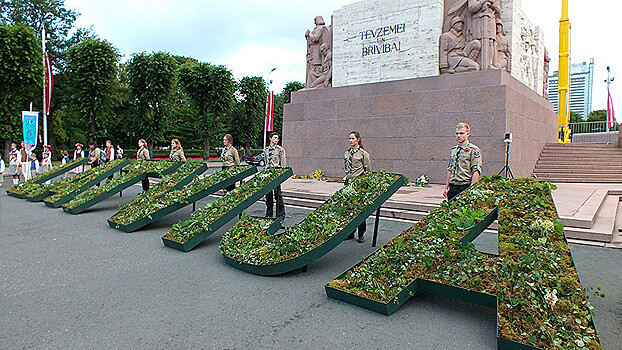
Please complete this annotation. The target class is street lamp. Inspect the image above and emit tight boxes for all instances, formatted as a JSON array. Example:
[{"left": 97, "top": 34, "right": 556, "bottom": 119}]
[{"left": 263, "top": 67, "right": 277, "bottom": 151}]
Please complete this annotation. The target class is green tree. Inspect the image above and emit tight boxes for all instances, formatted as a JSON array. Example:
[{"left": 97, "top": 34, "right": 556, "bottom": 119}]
[
  {"left": 126, "top": 52, "right": 177, "bottom": 154},
  {"left": 587, "top": 109, "right": 606, "bottom": 122},
  {"left": 0, "top": 23, "right": 43, "bottom": 157},
  {"left": 273, "top": 81, "right": 304, "bottom": 134},
  {"left": 569, "top": 111, "right": 583, "bottom": 124},
  {"left": 179, "top": 63, "right": 235, "bottom": 159},
  {"left": 65, "top": 38, "right": 119, "bottom": 139},
  {"left": 231, "top": 76, "right": 266, "bottom": 155}
]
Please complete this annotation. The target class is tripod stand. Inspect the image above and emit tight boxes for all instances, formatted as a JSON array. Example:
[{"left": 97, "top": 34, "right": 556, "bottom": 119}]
[{"left": 498, "top": 141, "right": 514, "bottom": 179}]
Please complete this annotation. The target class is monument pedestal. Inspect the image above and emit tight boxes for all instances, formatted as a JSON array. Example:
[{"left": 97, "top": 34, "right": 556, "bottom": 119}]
[{"left": 283, "top": 70, "right": 557, "bottom": 183}]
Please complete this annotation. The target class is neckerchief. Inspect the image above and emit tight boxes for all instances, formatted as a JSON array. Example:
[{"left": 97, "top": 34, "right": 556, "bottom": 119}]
[{"left": 345, "top": 147, "right": 359, "bottom": 175}]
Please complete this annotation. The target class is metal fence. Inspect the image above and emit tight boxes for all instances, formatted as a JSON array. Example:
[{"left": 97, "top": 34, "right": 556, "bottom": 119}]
[{"left": 568, "top": 121, "right": 618, "bottom": 134}]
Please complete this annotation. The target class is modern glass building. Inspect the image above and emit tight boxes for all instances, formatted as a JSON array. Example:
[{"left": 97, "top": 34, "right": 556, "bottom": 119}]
[{"left": 548, "top": 58, "right": 594, "bottom": 118}]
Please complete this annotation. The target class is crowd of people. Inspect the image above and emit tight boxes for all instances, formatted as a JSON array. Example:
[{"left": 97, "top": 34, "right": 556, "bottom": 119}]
[{"left": 1, "top": 122, "right": 482, "bottom": 244}]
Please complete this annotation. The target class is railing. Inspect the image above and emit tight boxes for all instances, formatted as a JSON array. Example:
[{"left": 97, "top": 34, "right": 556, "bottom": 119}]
[{"left": 568, "top": 121, "right": 618, "bottom": 134}]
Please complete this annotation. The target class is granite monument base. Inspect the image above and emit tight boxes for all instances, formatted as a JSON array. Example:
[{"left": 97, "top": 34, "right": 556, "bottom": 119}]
[{"left": 282, "top": 70, "right": 557, "bottom": 184}]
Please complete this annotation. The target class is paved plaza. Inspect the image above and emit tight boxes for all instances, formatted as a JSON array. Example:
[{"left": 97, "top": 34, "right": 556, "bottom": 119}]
[{"left": 1, "top": 179, "right": 621, "bottom": 349}]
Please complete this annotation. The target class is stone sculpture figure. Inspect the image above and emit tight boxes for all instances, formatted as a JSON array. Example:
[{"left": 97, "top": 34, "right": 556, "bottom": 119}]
[
  {"left": 468, "top": 0, "right": 501, "bottom": 70},
  {"left": 439, "top": 17, "right": 481, "bottom": 74},
  {"left": 308, "top": 44, "right": 332, "bottom": 89},
  {"left": 493, "top": 19, "right": 511, "bottom": 72},
  {"left": 305, "top": 16, "right": 332, "bottom": 88},
  {"left": 543, "top": 48, "right": 550, "bottom": 98}
]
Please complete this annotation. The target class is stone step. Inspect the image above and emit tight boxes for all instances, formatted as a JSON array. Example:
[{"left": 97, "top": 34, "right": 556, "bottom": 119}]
[
  {"left": 537, "top": 178, "right": 622, "bottom": 183},
  {"left": 544, "top": 144, "right": 620, "bottom": 149},
  {"left": 534, "top": 169, "right": 622, "bottom": 174},
  {"left": 535, "top": 164, "right": 622, "bottom": 170}
]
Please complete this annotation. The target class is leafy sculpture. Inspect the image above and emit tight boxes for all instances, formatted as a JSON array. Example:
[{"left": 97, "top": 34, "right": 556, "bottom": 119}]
[
  {"left": 220, "top": 172, "right": 405, "bottom": 275},
  {"left": 162, "top": 167, "right": 293, "bottom": 252},
  {"left": 326, "top": 176, "right": 601, "bottom": 350}
]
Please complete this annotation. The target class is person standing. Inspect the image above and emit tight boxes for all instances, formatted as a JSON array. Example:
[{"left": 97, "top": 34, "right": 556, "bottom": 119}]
[
  {"left": 29, "top": 153, "right": 40, "bottom": 179},
  {"left": 19, "top": 141, "right": 30, "bottom": 182},
  {"left": 73, "top": 143, "right": 85, "bottom": 173},
  {"left": 87, "top": 141, "right": 103, "bottom": 168},
  {"left": 169, "top": 139, "right": 186, "bottom": 162},
  {"left": 137, "top": 139, "right": 151, "bottom": 193},
  {"left": 444, "top": 122, "right": 482, "bottom": 201},
  {"left": 344, "top": 131, "right": 371, "bottom": 243},
  {"left": 40, "top": 148, "right": 53, "bottom": 184},
  {"left": 62, "top": 151, "right": 71, "bottom": 165},
  {"left": 0, "top": 153, "right": 5, "bottom": 186},
  {"left": 116, "top": 145, "right": 124, "bottom": 159},
  {"left": 104, "top": 140, "right": 115, "bottom": 163},
  {"left": 263, "top": 132, "right": 286, "bottom": 222},
  {"left": 8, "top": 153, "right": 20, "bottom": 185},
  {"left": 220, "top": 134, "right": 240, "bottom": 192}
]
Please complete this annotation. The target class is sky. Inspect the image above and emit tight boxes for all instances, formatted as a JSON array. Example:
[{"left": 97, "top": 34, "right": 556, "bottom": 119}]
[{"left": 65, "top": 0, "right": 620, "bottom": 111}]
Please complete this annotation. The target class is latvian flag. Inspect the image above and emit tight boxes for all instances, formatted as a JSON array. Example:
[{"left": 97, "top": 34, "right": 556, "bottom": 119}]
[
  {"left": 265, "top": 91, "right": 274, "bottom": 132},
  {"left": 607, "top": 87, "right": 616, "bottom": 128},
  {"left": 44, "top": 52, "right": 54, "bottom": 115}
]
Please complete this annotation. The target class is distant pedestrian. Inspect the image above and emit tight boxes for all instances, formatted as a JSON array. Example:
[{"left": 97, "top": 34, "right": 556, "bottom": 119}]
[
  {"left": 443, "top": 122, "right": 482, "bottom": 201},
  {"left": 263, "top": 132, "right": 286, "bottom": 223},
  {"left": 344, "top": 131, "right": 371, "bottom": 243},
  {"left": 41, "top": 146, "right": 53, "bottom": 173},
  {"left": 137, "top": 139, "right": 151, "bottom": 192},
  {"left": 29, "top": 153, "right": 40, "bottom": 179},
  {"left": 220, "top": 134, "right": 240, "bottom": 191},
  {"left": 19, "top": 141, "right": 30, "bottom": 182},
  {"left": 169, "top": 138, "right": 186, "bottom": 162},
  {"left": 62, "top": 151, "right": 71, "bottom": 165},
  {"left": 116, "top": 145, "right": 124, "bottom": 159},
  {"left": 8, "top": 153, "right": 20, "bottom": 185},
  {"left": 0, "top": 153, "right": 5, "bottom": 186},
  {"left": 105, "top": 140, "right": 115, "bottom": 163},
  {"left": 87, "top": 141, "right": 103, "bottom": 168},
  {"left": 73, "top": 143, "right": 85, "bottom": 173}
]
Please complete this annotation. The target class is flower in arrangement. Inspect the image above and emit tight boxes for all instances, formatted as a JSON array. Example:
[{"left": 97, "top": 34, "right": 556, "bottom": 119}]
[
  {"left": 414, "top": 175, "right": 429, "bottom": 187},
  {"left": 544, "top": 288, "right": 558, "bottom": 310}
]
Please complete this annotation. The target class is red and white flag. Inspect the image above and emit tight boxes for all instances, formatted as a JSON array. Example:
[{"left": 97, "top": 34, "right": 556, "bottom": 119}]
[
  {"left": 265, "top": 91, "right": 274, "bottom": 132},
  {"left": 44, "top": 52, "right": 54, "bottom": 115},
  {"left": 607, "top": 87, "right": 616, "bottom": 128}
]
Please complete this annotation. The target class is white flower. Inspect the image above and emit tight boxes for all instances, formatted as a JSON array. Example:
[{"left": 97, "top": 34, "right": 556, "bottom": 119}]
[{"left": 544, "top": 288, "right": 558, "bottom": 309}]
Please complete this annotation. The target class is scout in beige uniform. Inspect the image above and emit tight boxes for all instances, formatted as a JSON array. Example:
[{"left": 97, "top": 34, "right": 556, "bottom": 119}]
[
  {"left": 221, "top": 134, "right": 240, "bottom": 191},
  {"left": 344, "top": 131, "right": 371, "bottom": 243},
  {"left": 87, "top": 141, "right": 103, "bottom": 167},
  {"left": 137, "top": 139, "right": 151, "bottom": 192},
  {"left": 263, "top": 133, "right": 287, "bottom": 222},
  {"left": 444, "top": 122, "right": 482, "bottom": 201},
  {"left": 169, "top": 139, "right": 187, "bottom": 162}
]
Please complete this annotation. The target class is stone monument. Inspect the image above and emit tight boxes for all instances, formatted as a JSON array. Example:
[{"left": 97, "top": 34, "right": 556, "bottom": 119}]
[
  {"left": 283, "top": 0, "right": 557, "bottom": 183},
  {"left": 305, "top": 16, "right": 333, "bottom": 89}
]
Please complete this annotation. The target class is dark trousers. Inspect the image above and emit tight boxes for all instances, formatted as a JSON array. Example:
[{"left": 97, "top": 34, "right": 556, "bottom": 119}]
[
  {"left": 345, "top": 178, "right": 366, "bottom": 238},
  {"left": 221, "top": 165, "right": 236, "bottom": 192},
  {"left": 265, "top": 185, "right": 285, "bottom": 219},
  {"left": 447, "top": 183, "right": 470, "bottom": 201},
  {"left": 142, "top": 178, "right": 150, "bottom": 191}
]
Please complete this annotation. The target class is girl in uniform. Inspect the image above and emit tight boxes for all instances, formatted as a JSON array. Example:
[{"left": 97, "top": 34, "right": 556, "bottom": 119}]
[
  {"left": 137, "top": 139, "right": 151, "bottom": 193},
  {"left": 29, "top": 153, "right": 40, "bottom": 179},
  {"left": 8, "top": 153, "right": 20, "bottom": 185},
  {"left": 73, "top": 143, "right": 85, "bottom": 173},
  {"left": 40, "top": 147, "right": 53, "bottom": 184},
  {"left": 169, "top": 139, "right": 187, "bottom": 162},
  {"left": 220, "top": 134, "right": 240, "bottom": 191},
  {"left": 344, "top": 131, "right": 371, "bottom": 243}
]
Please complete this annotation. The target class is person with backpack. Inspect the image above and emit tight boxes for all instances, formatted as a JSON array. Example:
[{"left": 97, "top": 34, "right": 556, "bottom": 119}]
[{"left": 87, "top": 141, "right": 105, "bottom": 168}]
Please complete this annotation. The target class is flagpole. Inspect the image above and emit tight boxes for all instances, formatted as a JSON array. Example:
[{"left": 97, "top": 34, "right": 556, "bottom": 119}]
[{"left": 41, "top": 26, "right": 47, "bottom": 147}]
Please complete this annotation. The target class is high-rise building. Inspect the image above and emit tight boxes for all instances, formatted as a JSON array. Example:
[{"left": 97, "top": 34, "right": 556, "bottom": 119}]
[{"left": 548, "top": 58, "right": 594, "bottom": 118}]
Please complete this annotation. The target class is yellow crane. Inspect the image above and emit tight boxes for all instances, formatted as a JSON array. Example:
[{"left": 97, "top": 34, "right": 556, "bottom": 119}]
[{"left": 558, "top": 0, "right": 571, "bottom": 142}]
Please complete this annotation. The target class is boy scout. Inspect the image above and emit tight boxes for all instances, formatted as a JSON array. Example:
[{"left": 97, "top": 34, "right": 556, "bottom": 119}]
[
  {"left": 263, "top": 132, "right": 287, "bottom": 222},
  {"left": 221, "top": 134, "right": 240, "bottom": 191},
  {"left": 443, "top": 122, "right": 482, "bottom": 201}
]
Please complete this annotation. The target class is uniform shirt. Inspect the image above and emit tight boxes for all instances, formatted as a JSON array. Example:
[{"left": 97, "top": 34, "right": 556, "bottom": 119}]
[
  {"left": 447, "top": 141, "right": 482, "bottom": 185},
  {"left": 20, "top": 148, "right": 29, "bottom": 164},
  {"left": 264, "top": 145, "right": 286, "bottom": 168},
  {"left": 137, "top": 147, "right": 150, "bottom": 160},
  {"left": 344, "top": 146, "right": 371, "bottom": 180},
  {"left": 169, "top": 149, "right": 186, "bottom": 162},
  {"left": 10, "top": 148, "right": 19, "bottom": 162},
  {"left": 89, "top": 147, "right": 103, "bottom": 161},
  {"left": 221, "top": 146, "right": 240, "bottom": 166}
]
